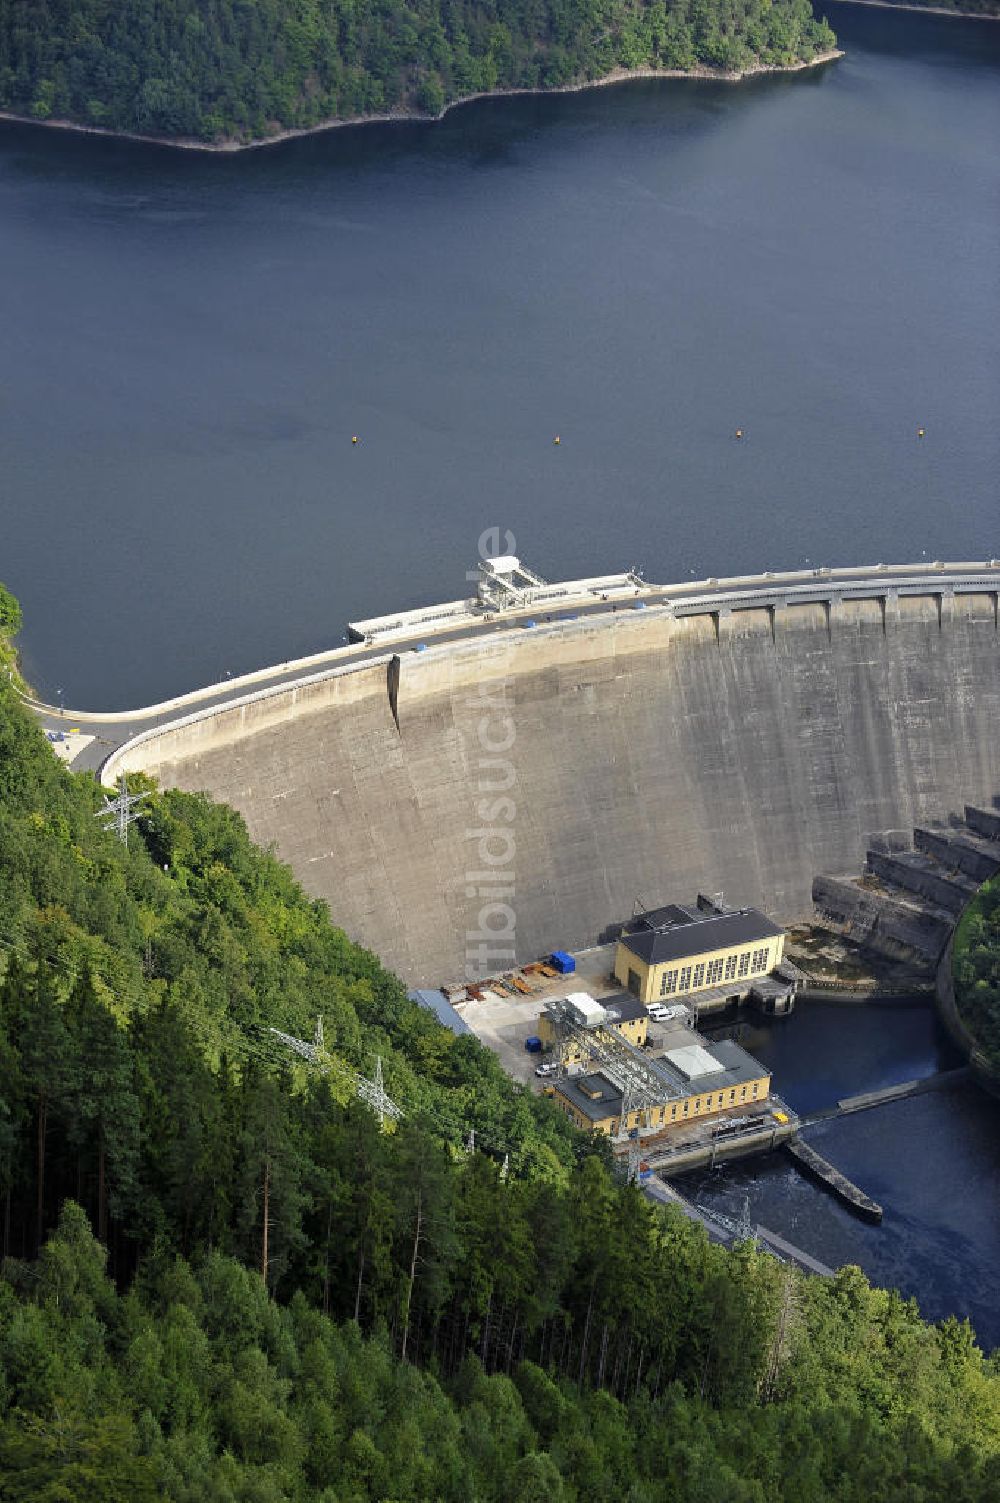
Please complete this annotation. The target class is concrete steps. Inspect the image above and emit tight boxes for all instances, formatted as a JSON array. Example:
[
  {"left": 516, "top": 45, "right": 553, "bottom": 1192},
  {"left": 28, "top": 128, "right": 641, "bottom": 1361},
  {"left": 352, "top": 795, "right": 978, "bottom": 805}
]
[
  {"left": 914, "top": 826, "right": 1000, "bottom": 884},
  {"left": 810, "top": 803, "right": 1000, "bottom": 972},
  {"left": 865, "top": 849, "right": 978, "bottom": 916},
  {"left": 965, "top": 805, "right": 1000, "bottom": 841},
  {"left": 812, "top": 873, "right": 951, "bottom": 961}
]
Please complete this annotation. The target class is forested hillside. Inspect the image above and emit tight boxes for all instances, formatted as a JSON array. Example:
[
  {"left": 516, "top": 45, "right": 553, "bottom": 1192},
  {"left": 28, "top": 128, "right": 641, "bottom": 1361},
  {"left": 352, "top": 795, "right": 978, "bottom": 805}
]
[
  {"left": 0, "top": 0, "right": 837, "bottom": 145},
  {"left": 953, "top": 875, "right": 1000, "bottom": 1074},
  {"left": 3, "top": 590, "right": 1000, "bottom": 1499}
]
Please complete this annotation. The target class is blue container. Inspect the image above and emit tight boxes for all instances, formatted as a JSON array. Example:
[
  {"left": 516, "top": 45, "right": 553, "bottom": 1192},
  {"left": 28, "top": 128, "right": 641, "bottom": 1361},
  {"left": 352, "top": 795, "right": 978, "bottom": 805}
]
[
  {"left": 525, "top": 1035, "right": 543, "bottom": 1053},
  {"left": 550, "top": 950, "right": 576, "bottom": 974}
]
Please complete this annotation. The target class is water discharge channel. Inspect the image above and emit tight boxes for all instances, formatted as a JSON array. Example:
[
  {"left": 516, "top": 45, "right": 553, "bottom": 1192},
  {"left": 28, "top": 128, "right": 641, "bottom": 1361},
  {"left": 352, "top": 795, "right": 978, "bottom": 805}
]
[{"left": 677, "top": 999, "right": 1000, "bottom": 1351}]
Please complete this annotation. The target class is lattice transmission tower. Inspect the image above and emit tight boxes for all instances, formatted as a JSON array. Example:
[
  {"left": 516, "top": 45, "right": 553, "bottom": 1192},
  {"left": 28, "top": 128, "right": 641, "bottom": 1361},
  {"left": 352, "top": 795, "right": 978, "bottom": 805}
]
[
  {"left": 95, "top": 773, "right": 148, "bottom": 846},
  {"left": 270, "top": 1016, "right": 403, "bottom": 1128}
]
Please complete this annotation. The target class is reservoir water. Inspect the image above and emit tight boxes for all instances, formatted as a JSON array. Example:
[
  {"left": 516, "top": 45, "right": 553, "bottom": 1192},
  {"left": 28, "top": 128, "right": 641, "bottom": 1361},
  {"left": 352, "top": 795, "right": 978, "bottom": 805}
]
[
  {"left": 2, "top": 5, "right": 999, "bottom": 1347},
  {"left": 677, "top": 1001, "right": 1000, "bottom": 1353},
  {"left": 1, "top": 3, "right": 998, "bottom": 708}
]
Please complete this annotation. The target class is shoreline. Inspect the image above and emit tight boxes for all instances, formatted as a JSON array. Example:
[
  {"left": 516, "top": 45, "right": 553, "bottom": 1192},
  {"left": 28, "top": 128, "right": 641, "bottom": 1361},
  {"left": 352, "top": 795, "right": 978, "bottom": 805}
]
[
  {"left": 0, "top": 51, "right": 843, "bottom": 156},
  {"left": 831, "top": 0, "right": 999, "bottom": 19}
]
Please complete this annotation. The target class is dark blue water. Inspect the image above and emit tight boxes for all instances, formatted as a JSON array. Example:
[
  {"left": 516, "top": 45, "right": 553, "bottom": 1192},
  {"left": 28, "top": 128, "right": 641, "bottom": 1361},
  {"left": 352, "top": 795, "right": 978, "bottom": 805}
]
[
  {"left": 723, "top": 994, "right": 962, "bottom": 1114},
  {"left": 1, "top": 4, "right": 998, "bottom": 706},
  {"left": 679, "top": 1001, "right": 1000, "bottom": 1352}
]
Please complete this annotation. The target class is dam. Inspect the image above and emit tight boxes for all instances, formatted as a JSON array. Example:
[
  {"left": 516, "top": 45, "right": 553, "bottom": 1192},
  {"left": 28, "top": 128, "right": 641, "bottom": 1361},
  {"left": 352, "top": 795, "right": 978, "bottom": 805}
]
[{"left": 62, "top": 561, "right": 1000, "bottom": 984}]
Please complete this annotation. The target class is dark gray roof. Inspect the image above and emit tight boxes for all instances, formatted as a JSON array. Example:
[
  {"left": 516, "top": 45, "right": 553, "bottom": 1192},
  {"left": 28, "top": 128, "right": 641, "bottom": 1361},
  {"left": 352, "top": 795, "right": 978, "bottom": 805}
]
[
  {"left": 408, "top": 989, "right": 471, "bottom": 1036},
  {"left": 619, "top": 906, "right": 783, "bottom": 966},
  {"left": 553, "top": 1038, "right": 769, "bottom": 1119},
  {"left": 625, "top": 903, "right": 700, "bottom": 931},
  {"left": 600, "top": 992, "right": 648, "bottom": 1026},
  {"left": 652, "top": 1038, "right": 771, "bottom": 1096},
  {"left": 553, "top": 1071, "right": 623, "bottom": 1122}
]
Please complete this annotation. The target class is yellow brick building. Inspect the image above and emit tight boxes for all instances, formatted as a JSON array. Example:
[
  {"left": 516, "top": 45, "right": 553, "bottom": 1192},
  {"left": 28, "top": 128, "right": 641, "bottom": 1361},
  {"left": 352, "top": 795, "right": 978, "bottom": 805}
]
[
  {"left": 536, "top": 991, "right": 648, "bottom": 1063},
  {"left": 614, "top": 902, "right": 785, "bottom": 1006},
  {"left": 547, "top": 1038, "right": 772, "bottom": 1136}
]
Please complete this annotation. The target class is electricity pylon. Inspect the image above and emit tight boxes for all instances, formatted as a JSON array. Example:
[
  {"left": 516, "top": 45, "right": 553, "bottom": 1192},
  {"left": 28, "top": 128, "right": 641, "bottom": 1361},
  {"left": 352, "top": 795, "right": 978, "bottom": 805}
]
[
  {"left": 270, "top": 1017, "right": 403, "bottom": 1128},
  {"left": 95, "top": 773, "right": 148, "bottom": 846}
]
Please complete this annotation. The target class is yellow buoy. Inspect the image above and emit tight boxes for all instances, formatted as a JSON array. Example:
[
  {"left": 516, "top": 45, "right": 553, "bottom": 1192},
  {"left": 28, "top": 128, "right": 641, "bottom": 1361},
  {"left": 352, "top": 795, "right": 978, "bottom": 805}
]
[
  {"left": 917, "top": 427, "right": 925, "bottom": 438},
  {"left": 351, "top": 434, "right": 359, "bottom": 445},
  {"left": 553, "top": 435, "right": 561, "bottom": 445},
  {"left": 735, "top": 428, "right": 743, "bottom": 440}
]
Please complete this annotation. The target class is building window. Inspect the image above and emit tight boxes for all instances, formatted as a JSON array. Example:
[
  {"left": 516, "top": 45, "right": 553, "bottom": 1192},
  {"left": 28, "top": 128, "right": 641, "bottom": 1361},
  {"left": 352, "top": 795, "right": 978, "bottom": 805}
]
[
  {"left": 627, "top": 968, "right": 642, "bottom": 997},
  {"left": 665, "top": 970, "right": 678, "bottom": 995},
  {"left": 737, "top": 951, "right": 750, "bottom": 978},
  {"left": 692, "top": 963, "right": 705, "bottom": 989},
  {"left": 678, "top": 966, "right": 692, "bottom": 992},
  {"left": 717, "top": 1093, "right": 724, "bottom": 1105},
  {"left": 740, "top": 1086, "right": 746, "bottom": 1099},
  {"left": 752, "top": 1082, "right": 759, "bottom": 1096},
  {"left": 707, "top": 957, "right": 724, "bottom": 985},
  {"left": 671, "top": 1105, "right": 677, "bottom": 1119},
  {"left": 729, "top": 1089, "right": 735, "bottom": 1102},
  {"left": 724, "top": 954, "right": 738, "bottom": 981},
  {"left": 751, "top": 947, "right": 769, "bottom": 974}
]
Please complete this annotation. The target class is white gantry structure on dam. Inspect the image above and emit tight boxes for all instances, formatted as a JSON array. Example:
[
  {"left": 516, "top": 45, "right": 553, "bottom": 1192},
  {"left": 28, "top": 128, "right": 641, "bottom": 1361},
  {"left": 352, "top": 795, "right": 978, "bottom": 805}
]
[
  {"left": 346, "top": 554, "right": 644, "bottom": 644},
  {"left": 27, "top": 558, "right": 1000, "bottom": 984}
]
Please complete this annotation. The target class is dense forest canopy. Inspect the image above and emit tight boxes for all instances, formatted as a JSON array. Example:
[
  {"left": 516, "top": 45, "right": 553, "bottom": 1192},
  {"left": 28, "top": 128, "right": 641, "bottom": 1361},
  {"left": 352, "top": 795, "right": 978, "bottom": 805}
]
[
  {"left": 953, "top": 875, "right": 1000, "bottom": 1073},
  {"left": 0, "top": 0, "right": 837, "bottom": 144},
  {"left": 3, "top": 591, "right": 1000, "bottom": 1498}
]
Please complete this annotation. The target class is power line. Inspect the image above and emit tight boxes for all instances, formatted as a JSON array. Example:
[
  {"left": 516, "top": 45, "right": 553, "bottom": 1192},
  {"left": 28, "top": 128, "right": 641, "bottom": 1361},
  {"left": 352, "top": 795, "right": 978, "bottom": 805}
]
[
  {"left": 270, "top": 1018, "right": 403, "bottom": 1128},
  {"left": 95, "top": 773, "right": 148, "bottom": 846}
]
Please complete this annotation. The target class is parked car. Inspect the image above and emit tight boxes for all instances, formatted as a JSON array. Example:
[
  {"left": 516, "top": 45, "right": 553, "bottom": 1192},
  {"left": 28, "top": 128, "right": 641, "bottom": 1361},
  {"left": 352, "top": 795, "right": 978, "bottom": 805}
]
[
  {"left": 646, "top": 1005, "right": 670, "bottom": 1022},
  {"left": 534, "top": 1062, "right": 558, "bottom": 1078}
]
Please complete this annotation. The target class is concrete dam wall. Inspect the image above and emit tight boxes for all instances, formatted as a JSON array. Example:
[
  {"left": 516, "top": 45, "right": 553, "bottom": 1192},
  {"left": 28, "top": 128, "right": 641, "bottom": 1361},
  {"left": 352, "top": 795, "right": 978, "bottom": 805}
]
[{"left": 114, "top": 589, "right": 1000, "bottom": 985}]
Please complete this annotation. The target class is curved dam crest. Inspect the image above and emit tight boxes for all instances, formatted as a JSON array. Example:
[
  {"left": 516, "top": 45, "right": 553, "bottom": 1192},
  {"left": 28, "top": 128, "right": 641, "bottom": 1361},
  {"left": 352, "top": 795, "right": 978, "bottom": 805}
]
[{"left": 108, "top": 581, "right": 1000, "bottom": 984}]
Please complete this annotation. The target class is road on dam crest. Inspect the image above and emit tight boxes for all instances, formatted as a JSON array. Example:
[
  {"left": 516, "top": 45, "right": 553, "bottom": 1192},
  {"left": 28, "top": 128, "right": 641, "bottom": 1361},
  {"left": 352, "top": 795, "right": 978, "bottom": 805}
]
[{"left": 26, "top": 561, "right": 1000, "bottom": 983}]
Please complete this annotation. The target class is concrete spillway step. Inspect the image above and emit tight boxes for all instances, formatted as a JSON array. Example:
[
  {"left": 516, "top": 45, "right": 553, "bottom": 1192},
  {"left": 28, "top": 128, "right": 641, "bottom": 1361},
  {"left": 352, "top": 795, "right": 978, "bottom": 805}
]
[
  {"left": 786, "top": 1139, "right": 883, "bottom": 1222},
  {"left": 964, "top": 805, "right": 1000, "bottom": 843},
  {"left": 755, "top": 1224, "right": 835, "bottom": 1278},
  {"left": 797, "top": 1067, "right": 972, "bottom": 1128},
  {"left": 812, "top": 873, "right": 951, "bottom": 960},
  {"left": 865, "top": 850, "right": 978, "bottom": 916},
  {"left": 914, "top": 827, "right": 1000, "bottom": 885},
  {"left": 835, "top": 1066, "right": 971, "bottom": 1117}
]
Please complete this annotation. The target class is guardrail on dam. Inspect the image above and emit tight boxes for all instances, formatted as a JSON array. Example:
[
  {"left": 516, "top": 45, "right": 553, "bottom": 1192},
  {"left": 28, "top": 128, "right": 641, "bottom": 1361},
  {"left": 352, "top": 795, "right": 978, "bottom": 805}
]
[{"left": 102, "top": 563, "right": 1000, "bottom": 984}]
